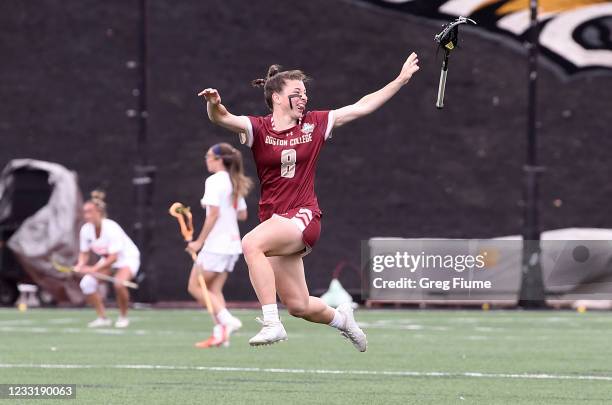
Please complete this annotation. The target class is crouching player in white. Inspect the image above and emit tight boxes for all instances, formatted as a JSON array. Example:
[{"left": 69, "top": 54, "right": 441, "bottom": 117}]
[
  {"left": 76, "top": 191, "right": 140, "bottom": 328},
  {"left": 188, "top": 143, "right": 252, "bottom": 348}
]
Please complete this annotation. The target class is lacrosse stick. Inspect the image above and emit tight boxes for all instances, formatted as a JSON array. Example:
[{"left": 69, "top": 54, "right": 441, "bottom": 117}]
[
  {"left": 169, "top": 202, "right": 216, "bottom": 322},
  {"left": 434, "top": 16, "right": 477, "bottom": 109},
  {"left": 52, "top": 260, "right": 139, "bottom": 289}
]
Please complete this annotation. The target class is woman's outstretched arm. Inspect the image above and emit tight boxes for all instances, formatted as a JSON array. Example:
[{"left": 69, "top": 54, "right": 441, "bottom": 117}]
[
  {"left": 198, "top": 88, "right": 249, "bottom": 134},
  {"left": 332, "top": 52, "right": 420, "bottom": 128}
]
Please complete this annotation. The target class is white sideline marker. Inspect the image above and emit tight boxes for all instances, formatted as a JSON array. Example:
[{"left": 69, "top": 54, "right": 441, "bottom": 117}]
[{"left": 0, "top": 363, "right": 611, "bottom": 382}]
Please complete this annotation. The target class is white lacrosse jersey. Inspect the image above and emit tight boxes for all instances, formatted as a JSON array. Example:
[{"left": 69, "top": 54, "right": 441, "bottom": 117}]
[
  {"left": 79, "top": 218, "right": 140, "bottom": 268},
  {"left": 200, "top": 171, "right": 246, "bottom": 255}
]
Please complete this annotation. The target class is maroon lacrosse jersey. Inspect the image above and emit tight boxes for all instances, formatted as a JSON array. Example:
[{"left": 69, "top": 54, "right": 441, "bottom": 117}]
[{"left": 242, "top": 111, "right": 334, "bottom": 222}]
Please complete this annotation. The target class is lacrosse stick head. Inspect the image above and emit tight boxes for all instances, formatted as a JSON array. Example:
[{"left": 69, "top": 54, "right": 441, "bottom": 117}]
[
  {"left": 434, "top": 16, "right": 477, "bottom": 109},
  {"left": 169, "top": 202, "right": 194, "bottom": 242},
  {"left": 51, "top": 259, "right": 72, "bottom": 273},
  {"left": 434, "top": 16, "right": 477, "bottom": 54},
  {"left": 169, "top": 202, "right": 190, "bottom": 216}
]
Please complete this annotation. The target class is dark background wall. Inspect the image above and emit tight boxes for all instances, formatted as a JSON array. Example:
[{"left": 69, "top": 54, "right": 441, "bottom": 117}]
[{"left": 2, "top": 0, "right": 611, "bottom": 301}]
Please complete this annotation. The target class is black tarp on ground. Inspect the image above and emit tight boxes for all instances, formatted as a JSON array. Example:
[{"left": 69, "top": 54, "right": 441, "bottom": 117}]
[{"left": 1, "top": 1, "right": 611, "bottom": 301}]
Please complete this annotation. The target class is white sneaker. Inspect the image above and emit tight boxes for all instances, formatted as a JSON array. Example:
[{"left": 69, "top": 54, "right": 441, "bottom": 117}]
[
  {"left": 248, "top": 318, "right": 287, "bottom": 346},
  {"left": 224, "top": 316, "right": 243, "bottom": 336},
  {"left": 114, "top": 317, "right": 130, "bottom": 328},
  {"left": 88, "top": 317, "right": 112, "bottom": 328},
  {"left": 337, "top": 303, "right": 367, "bottom": 352},
  {"left": 195, "top": 325, "right": 229, "bottom": 349}
]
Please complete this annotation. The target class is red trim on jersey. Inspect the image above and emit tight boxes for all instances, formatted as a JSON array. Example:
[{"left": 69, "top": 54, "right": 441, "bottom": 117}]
[{"left": 275, "top": 207, "right": 322, "bottom": 254}]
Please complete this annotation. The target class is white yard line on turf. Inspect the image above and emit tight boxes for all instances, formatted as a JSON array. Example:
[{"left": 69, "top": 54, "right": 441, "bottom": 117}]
[
  {"left": 0, "top": 363, "right": 610, "bottom": 382},
  {"left": 46, "top": 318, "right": 80, "bottom": 325},
  {"left": 0, "top": 319, "right": 35, "bottom": 326},
  {"left": 0, "top": 325, "right": 287, "bottom": 338},
  {"left": 0, "top": 326, "right": 176, "bottom": 335}
]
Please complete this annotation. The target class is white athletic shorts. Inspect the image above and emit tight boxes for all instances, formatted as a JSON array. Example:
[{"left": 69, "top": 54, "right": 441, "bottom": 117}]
[
  {"left": 112, "top": 257, "right": 140, "bottom": 277},
  {"left": 196, "top": 251, "right": 240, "bottom": 273}
]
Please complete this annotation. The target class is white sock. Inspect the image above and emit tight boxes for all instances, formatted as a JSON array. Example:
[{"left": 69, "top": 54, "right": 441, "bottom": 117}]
[
  {"left": 216, "top": 308, "right": 233, "bottom": 325},
  {"left": 328, "top": 308, "right": 346, "bottom": 329},
  {"left": 262, "top": 304, "right": 279, "bottom": 323},
  {"left": 213, "top": 324, "right": 224, "bottom": 339}
]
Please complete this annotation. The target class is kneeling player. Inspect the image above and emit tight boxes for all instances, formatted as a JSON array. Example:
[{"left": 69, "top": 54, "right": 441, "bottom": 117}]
[{"left": 77, "top": 191, "right": 140, "bottom": 328}]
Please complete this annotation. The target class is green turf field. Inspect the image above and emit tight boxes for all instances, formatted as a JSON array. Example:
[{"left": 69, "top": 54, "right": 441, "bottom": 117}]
[{"left": 0, "top": 308, "right": 611, "bottom": 404}]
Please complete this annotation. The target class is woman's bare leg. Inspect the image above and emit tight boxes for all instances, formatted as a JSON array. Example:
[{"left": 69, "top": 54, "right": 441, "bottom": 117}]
[
  {"left": 241, "top": 216, "right": 306, "bottom": 305},
  {"left": 87, "top": 293, "right": 106, "bottom": 318},
  {"left": 243, "top": 217, "right": 309, "bottom": 345},
  {"left": 270, "top": 253, "right": 368, "bottom": 351},
  {"left": 269, "top": 254, "right": 334, "bottom": 324},
  {"left": 202, "top": 271, "right": 225, "bottom": 315},
  {"left": 187, "top": 265, "right": 205, "bottom": 306},
  {"left": 80, "top": 273, "right": 106, "bottom": 318},
  {"left": 207, "top": 271, "right": 228, "bottom": 310},
  {"left": 187, "top": 266, "right": 225, "bottom": 315},
  {"left": 113, "top": 267, "right": 133, "bottom": 318}
]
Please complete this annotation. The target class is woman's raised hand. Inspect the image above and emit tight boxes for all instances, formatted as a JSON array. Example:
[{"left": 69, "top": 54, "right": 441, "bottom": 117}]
[
  {"left": 397, "top": 52, "right": 420, "bottom": 85},
  {"left": 198, "top": 88, "right": 222, "bottom": 105}
]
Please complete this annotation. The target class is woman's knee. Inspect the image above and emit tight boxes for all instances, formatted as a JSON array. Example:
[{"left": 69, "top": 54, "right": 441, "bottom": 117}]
[
  {"left": 80, "top": 275, "right": 98, "bottom": 295},
  {"left": 285, "top": 298, "right": 310, "bottom": 319},
  {"left": 207, "top": 281, "right": 224, "bottom": 295},
  {"left": 241, "top": 232, "right": 262, "bottom": 259}
]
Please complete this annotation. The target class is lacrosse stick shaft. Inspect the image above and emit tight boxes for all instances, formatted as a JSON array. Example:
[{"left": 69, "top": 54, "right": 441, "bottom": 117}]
[
  {"left": 91, "top": 272, "right": 139, "bottom": 289},
  {"left": 436, "top": 54, "right": 449, "bottom": 109},
  {"left": 170, "top": 202, "right": 217, "bottom": 324},
  {"left": 52, "top": 261, "right": 138, "bottom": 289},
  {"left": 187, "top": 248, "right": 216, "bottom": 321},
  {"left": 197, "top": 273, "right": 215, "bottom": 319}
]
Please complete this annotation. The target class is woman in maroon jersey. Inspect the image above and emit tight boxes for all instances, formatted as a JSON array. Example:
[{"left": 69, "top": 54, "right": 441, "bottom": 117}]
[{"left": 198, "top": 52, "right": 419, "bottom": 351}]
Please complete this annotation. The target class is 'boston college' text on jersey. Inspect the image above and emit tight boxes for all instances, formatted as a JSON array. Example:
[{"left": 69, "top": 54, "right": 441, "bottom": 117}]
[{"left": 241, "top": 111, "right": 334, "bottom": 222}]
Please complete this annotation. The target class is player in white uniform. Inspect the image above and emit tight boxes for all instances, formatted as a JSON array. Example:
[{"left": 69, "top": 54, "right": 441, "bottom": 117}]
[
  {"left": 76, "top": 191, "right": 140, "bottom": 328},
  {"left": 187, "top": 143, "right": 252, "bottom": 348}
]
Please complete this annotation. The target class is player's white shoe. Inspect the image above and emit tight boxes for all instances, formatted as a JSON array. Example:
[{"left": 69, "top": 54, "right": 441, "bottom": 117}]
[
  {"left": 195, "top": 325, "right": 229, "bottom": 348},
  {"left": 114, "top": 317, "right": 130, "bottom": 328},
  {"left": 225, "top": 316, "right": 243, "bottom": 336},
  {"left": 248, "top": 318, "right": 287, "bottom": 346},
  {"left": 87, "top": 317, "right": 112, "bottom": 328},
  {"left": 336, "top": 303, "right": 367, "bottom": 352}
]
